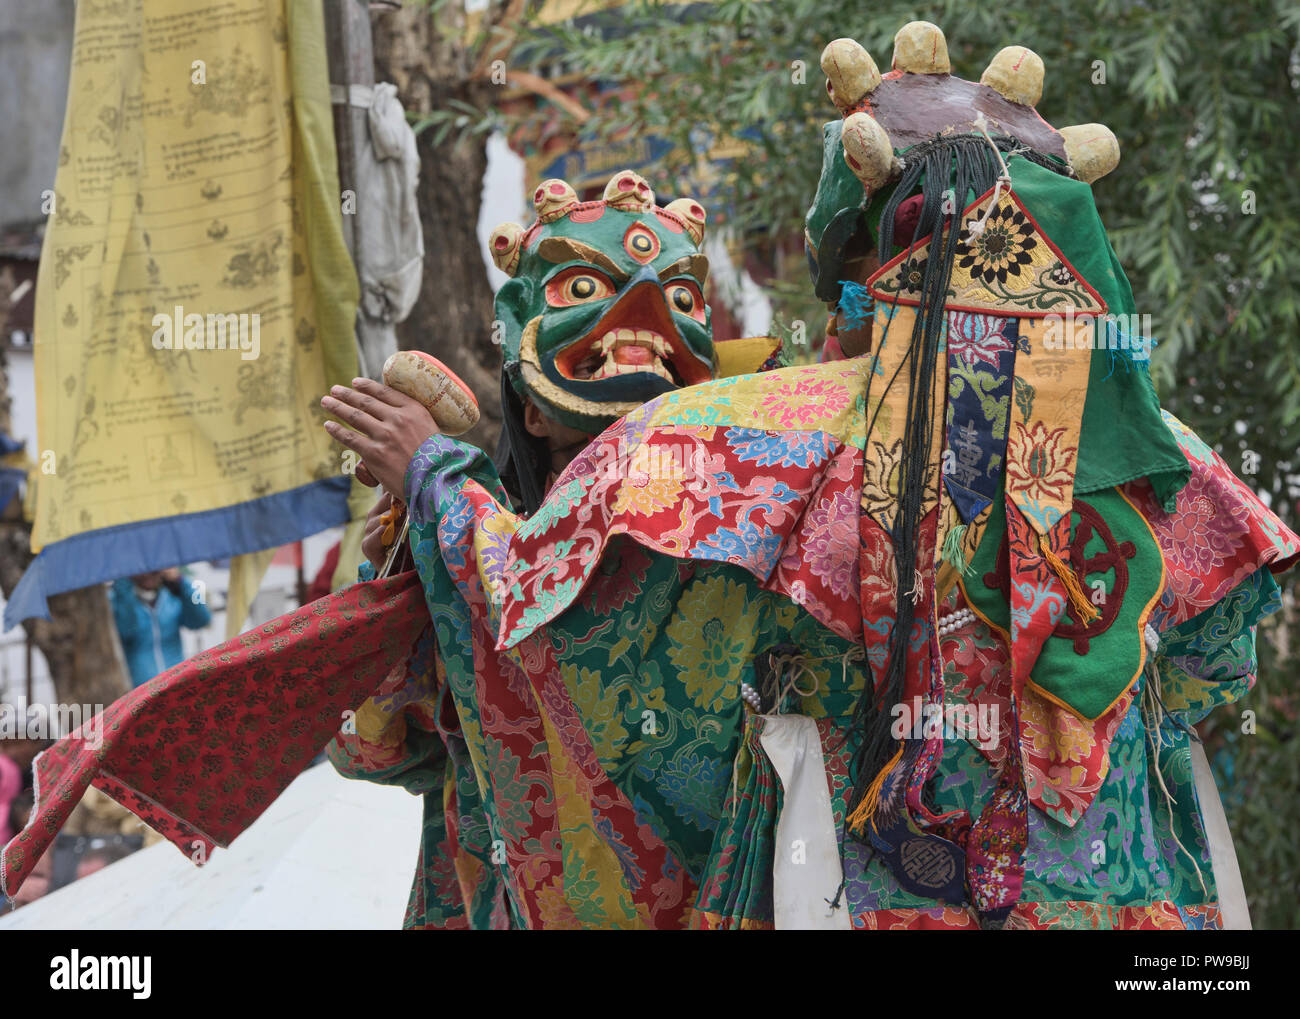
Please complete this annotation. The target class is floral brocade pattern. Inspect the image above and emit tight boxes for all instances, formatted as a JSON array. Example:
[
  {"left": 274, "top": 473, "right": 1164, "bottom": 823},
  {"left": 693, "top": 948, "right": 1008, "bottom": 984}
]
[
  {"left": 1126, "top": 411, "right": 1299, "bottom": 629},
  {"left": 957, "top": 202, "right": 1038, "bottom": 286},
  {"left": 315, "top": 383, "right": 1297, "bottom": 929},
  {"left": 1005, "top": 421, "right": 1075, "bottom": 518},
  {"left": 7, "top": 359, "right": 1295, "bottom": 931}
]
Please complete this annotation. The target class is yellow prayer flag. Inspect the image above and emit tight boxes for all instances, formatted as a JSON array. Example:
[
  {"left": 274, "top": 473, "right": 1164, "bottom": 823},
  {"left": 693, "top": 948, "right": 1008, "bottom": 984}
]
[{"left": 8, "top": 0, "right": 359, "bottom": 626}]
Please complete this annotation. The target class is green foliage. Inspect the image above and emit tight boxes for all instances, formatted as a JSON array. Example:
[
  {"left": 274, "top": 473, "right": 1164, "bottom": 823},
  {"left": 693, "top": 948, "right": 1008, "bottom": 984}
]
[
  {"left": 411, "top": 98, "right": 503, "bottom": 148},
  {"left": 1204, "top": 677, "right": 1300, "bottom": 929},
  {"left": 507, "top": 0, "right": 1300, "bottom": 925}
]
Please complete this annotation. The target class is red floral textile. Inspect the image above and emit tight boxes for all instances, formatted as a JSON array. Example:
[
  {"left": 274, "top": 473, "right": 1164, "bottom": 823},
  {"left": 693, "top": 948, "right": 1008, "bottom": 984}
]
[
  {"left": 1124, "top": 414, "right": 1300, "bottom": 625},
  {"left": 0, "top": 571, "right": 429, "bottom": 898}
]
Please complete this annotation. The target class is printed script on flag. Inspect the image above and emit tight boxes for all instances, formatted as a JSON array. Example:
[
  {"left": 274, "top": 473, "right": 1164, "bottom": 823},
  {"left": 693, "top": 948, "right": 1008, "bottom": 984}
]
[{"left": 10, "top": 0, "right": 358, "bottom": 625}]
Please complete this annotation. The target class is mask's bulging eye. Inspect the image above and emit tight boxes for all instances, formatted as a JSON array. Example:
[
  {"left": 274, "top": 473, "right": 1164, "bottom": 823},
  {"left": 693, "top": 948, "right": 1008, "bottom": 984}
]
[
  {"left": 666, "top": 281, "right": 706, "bottom": 323},
  {"left": 547, "top": 268, "right": 615, "bottom": 307},
  {"left": 623, "top": 223, "right": 661, "bottom": 264}
]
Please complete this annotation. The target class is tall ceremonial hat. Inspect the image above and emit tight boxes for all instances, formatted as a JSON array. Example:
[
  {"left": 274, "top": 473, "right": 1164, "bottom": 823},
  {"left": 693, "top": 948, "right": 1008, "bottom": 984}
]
[{"left": 805, "top": 21, "right": 1191, "bottom": 923}]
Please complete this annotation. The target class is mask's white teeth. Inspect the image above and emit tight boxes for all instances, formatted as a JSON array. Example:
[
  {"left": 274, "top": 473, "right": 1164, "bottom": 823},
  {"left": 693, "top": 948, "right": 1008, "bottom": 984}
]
[
  {"left": 590, "top": 355, "right": 674, "bottom": 382},
  {"left": 595, "top": 329, "right": 668, "bottom": 354},
  {"left": 583, "top": 330, "right": 677, "bottom": 381}
]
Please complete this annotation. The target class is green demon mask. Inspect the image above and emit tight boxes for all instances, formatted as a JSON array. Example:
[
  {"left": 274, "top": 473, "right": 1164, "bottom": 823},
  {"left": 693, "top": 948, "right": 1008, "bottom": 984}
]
[{"left": 489, "top": 170, "right": 714, "bottom": 435}]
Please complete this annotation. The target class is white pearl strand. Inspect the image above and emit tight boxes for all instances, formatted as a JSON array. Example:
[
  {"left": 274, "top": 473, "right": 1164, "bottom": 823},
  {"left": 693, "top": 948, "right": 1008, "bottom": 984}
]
[{"left": 936, "top": 606, "right": 977, "bottom": 639}]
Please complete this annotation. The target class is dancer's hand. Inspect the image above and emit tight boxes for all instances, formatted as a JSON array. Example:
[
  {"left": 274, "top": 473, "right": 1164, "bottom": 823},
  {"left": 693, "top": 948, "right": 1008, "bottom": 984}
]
[{"left": 321, "top": 377, "right": 440, "bottom": 497}]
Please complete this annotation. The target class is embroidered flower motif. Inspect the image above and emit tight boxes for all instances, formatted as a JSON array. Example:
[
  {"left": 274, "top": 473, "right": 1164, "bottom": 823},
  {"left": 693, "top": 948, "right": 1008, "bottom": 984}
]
[
  {"left": 757, "top": 375, "right": 852, "bottom": 430},
  {"left": 484, "top": 734, "right": 537, "bottom": 839},
  {"left": 611, "top": 446, "right": 684, "bottom": 516},
  {"left": 1006, "top": 422, "right": 1074, "bottom": 510},
  {"left": 958, "top": 204, "right": 1037, "bottom": 285},
  {"left": 898, "top": 253, "right": 929, "bottom": 293},
  {"left": 566, "top": 664, "right": 629, "bottom": 765},
  {"left": 533, "top": 880, "right": 584, "bottom": 930},
  {"left": 665, "top": 575, "right": 757, "bottom": 713},
  {"left": 858, "top": 517, "right": 898, "bottom": 609},
  {"left": 861, "top": 437, "right": 904, "bottom": 526},
  {"left": 474, "top": 517, "right": 514, "bottom": 594},
  {"left": 947, "top": 311, "right": 1014, "bottom": 368},
  {"left": 1164, "top": 477, "right": 1249, "bottom": 577},
  {"left": 695, "top": 516, "right": 785, "bottom": 573},
  {"left": 1047, "top": 260, "right": 1075, "bottom": 286},
  {"left": 787, "top": 485, "right": 858, "bottom": 599},
  {"left": 655, "top": 750, "right": 728, "bottom": 832},
  {"left": 1022, "top": 692, "right": 1095, "bottom": 761},
  {"left": 861, "top": 437, "right": 937, "bottom": 530}
]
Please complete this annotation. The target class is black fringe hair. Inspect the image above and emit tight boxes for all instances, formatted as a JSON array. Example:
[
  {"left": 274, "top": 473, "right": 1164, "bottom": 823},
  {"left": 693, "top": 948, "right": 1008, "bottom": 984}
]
[{"left": 843, "top": 135, "right": 1068, "bottom": 828}]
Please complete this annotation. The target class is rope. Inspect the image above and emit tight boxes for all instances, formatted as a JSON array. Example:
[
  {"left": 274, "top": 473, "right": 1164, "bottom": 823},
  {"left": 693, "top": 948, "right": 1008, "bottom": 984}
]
[
  {"left": 1142, "top": 664, "right": 1208, "bottom": 896},
  {"left": 964, "top": 112, "right": 1013, "bottom": 238},
  {"left": 768, "top": 650, "right": 823, "bottom": 710}
]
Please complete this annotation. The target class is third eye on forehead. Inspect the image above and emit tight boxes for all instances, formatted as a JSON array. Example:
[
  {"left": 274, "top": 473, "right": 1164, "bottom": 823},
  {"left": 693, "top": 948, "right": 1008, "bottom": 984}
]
[{"left": 536, "top": 233, "right": 704, "bottom": 285}]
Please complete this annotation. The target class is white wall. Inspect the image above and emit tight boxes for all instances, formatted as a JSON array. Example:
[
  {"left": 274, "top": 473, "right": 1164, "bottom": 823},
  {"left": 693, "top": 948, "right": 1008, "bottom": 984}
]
[{"left": 478, "top": 132, "right": 528, "bottom": 294}]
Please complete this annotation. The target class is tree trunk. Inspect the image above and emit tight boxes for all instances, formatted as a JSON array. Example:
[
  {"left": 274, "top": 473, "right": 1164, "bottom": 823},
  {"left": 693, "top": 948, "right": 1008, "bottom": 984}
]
[{"left": 371, "top": 5, "right": 503, "bottom": 454}]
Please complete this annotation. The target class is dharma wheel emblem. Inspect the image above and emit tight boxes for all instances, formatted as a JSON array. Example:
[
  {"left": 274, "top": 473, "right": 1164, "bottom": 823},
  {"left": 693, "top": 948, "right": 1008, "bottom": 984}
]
[{"left": 983, "top": 498, "right": 1137, "bottom": 653}]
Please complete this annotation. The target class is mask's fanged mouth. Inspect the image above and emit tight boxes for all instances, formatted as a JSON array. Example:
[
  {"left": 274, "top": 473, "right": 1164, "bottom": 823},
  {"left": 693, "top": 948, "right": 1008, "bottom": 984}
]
[
  {"left": 569, "top": 328, "right": 679, "bottom": 384},
  {"left": 551, "top": 275, "right": 713, "bottom": 388}
]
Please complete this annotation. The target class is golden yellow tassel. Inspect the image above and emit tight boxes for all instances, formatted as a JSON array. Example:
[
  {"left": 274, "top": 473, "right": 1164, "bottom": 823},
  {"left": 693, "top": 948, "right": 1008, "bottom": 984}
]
[
  {"left": 846, "top": 743, "right": 904, "bottom": 834},
  {"left": 379, "top": 499, "right": 406, "bottom": 547},
  {"left": 1038, "top": 533, "right": 1100, "bottom": 624}
]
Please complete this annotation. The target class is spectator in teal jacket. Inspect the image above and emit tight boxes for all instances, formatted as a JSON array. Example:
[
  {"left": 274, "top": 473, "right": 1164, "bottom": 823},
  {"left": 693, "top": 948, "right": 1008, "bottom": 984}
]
[{"left": 110, "top": 568, "right": 212, "bottom": 688}]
